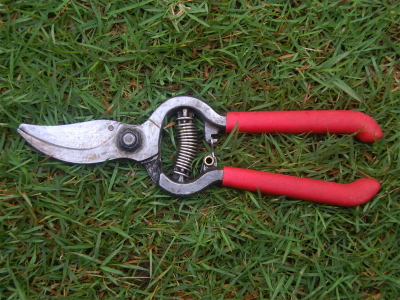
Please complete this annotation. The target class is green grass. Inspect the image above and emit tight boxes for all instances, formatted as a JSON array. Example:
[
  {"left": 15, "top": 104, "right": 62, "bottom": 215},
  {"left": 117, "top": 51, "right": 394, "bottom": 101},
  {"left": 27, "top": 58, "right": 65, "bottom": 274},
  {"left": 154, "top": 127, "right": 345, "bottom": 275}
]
[{"left": 1, "top": 0, "right": 400, "bottom": 298}]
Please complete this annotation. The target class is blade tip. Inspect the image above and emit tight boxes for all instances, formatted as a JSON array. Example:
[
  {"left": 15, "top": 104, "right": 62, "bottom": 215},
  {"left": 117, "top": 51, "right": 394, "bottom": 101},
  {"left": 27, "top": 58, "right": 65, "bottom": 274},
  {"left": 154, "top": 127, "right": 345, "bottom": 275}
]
[{"left": 17, "top": 123, "right": 29, "bottom": 132}]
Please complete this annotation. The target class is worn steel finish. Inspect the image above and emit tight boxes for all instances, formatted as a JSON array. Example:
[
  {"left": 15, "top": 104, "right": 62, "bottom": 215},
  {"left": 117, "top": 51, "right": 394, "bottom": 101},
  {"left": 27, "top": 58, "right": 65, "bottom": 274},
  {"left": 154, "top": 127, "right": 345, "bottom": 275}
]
[
  {"left": 159, "top": 170, "right": 223, "bottom": 195},
  {"left": 18, "top": 96, "right": 226, "bottom": 195},
  {"left": 18, "top": 121, "right": 155, "bottom": 163},
  {"left": 18, "top": 120, "right": 119, "bottom": 150}
]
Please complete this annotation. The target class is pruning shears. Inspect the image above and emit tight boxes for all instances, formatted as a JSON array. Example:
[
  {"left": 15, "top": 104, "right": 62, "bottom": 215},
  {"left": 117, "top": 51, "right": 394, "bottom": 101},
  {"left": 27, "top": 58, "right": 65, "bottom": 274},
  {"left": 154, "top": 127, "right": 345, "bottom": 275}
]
[{"left": 18, "top": 96, "right": 382, "bottom": 207}]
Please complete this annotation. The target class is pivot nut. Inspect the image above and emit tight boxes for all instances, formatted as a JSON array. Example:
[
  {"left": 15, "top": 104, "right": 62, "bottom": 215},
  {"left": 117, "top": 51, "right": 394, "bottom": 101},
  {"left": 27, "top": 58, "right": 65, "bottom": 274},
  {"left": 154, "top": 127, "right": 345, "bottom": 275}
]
[{"left": 119, "top": 130, "right": 140, "bottom": 151}]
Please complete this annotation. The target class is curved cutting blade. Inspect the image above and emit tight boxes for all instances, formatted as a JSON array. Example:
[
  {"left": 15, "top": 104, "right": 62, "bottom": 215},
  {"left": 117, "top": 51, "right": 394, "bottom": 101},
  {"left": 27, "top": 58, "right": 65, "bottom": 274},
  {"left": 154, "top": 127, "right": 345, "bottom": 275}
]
[{"left": 17, "top": 120, "right": 123, "bottom": 164}]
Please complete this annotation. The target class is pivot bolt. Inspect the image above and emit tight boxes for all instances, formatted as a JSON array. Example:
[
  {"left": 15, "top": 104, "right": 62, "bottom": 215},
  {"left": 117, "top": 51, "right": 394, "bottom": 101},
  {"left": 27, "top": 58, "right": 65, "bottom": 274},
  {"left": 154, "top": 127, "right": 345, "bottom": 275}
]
[
  {"left": 122, "top": 132, "right": 136, "bottom": 146},
  {"left": 119, "top": 131, "right": 140, "bottom": 151}
]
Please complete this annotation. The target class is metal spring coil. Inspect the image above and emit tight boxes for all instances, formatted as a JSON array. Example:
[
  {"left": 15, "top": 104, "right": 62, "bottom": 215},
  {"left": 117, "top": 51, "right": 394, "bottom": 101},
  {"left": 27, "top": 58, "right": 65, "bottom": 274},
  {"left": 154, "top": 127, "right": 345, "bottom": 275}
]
[{"left": 173, "top": 115, "right": 198, "bottom": 178}]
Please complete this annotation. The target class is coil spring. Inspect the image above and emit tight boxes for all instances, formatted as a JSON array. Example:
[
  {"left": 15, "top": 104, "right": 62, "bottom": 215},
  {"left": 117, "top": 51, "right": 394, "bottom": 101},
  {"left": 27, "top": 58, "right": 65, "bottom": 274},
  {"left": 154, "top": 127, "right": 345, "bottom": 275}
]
[{"left": 173, "top": 109, "right": 198, "bottom": 181}]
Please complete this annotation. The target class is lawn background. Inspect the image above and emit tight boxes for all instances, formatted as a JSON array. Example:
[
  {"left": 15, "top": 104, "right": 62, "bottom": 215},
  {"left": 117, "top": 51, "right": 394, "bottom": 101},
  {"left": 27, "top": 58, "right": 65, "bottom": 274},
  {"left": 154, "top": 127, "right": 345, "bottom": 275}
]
[{"left": 1, "top": 0, "right": 400, "bottom": 299}]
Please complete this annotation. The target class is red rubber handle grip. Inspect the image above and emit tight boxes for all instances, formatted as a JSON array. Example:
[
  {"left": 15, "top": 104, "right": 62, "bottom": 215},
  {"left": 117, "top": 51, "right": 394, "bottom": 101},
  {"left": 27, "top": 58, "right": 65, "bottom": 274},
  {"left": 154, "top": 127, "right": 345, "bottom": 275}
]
[
  {"left": 223, "top": 167, "right": 380, "bottom": 207},
  {"left": 226, "top": 111, "right": 383, "bottom": 142}
]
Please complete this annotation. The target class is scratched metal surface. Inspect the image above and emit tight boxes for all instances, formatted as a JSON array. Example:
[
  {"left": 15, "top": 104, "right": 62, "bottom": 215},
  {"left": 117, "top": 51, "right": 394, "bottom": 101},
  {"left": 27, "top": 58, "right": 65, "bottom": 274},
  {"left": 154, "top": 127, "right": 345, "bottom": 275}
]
[
  {"left": 17, "top": 96, "right": 227, "bottom": 164},
  {"left": 17, "top": 120, "right": 119, "bottom": 149}
]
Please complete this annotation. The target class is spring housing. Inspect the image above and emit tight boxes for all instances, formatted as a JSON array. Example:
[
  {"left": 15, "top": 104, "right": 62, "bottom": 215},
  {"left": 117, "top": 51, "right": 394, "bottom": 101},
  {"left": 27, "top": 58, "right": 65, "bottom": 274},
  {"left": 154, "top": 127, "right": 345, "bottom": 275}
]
[{"left": 173, "top": 108, "right": 198, "bottom": 182}]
